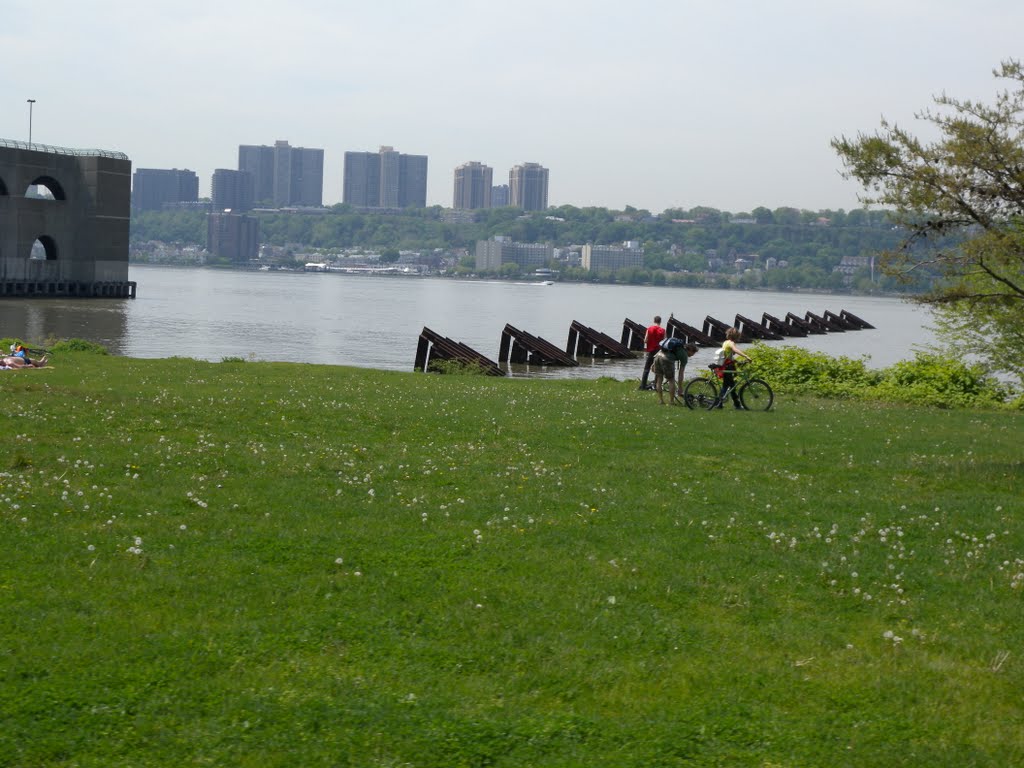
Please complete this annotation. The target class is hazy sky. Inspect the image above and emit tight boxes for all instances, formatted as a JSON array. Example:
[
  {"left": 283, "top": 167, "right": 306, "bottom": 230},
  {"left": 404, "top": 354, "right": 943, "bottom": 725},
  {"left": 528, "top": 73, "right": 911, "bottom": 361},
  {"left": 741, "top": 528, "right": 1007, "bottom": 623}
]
[{"left": 4, "top": 1, "right": 1023, "bottom": 213}]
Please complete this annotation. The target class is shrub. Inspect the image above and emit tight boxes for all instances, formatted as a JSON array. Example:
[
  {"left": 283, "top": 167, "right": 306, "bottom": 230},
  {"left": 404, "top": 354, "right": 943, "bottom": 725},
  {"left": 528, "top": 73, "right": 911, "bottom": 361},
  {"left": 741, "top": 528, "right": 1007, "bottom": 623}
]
[
  {"left": 747, "top": 344, "right": 881, "bottom": 398},
  {"left": 426, "top": 359, "right": 491, "bottom": 376},
  {"left": 874, "top": 352, "right": 1014, "bottom": 407},
  {"left": 49, "top": 338, "right": 109, "bottom": 355},
  {"left": 747, "top": 344, "right": 1016, "bottom": 407}
]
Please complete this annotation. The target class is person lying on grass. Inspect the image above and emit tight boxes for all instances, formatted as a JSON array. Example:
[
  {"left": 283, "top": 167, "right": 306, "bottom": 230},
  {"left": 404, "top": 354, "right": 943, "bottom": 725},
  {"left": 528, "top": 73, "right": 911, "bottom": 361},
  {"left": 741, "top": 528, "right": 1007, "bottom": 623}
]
[{"left": 2, "top": 355, "right": 47, "bottom": 369}]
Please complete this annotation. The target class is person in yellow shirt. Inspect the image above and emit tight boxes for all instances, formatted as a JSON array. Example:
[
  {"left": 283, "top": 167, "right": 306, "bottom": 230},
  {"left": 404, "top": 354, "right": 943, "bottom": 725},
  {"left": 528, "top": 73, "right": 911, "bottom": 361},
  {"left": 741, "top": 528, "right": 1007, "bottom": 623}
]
[{"left": 718, "top": 328, "right": 751, "bottom": 409}]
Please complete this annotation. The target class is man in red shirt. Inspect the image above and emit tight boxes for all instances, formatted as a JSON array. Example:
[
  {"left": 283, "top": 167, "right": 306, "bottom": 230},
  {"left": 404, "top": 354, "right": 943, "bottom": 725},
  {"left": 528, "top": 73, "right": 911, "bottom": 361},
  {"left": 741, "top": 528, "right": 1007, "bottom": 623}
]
[{"left": 639, "top": 314, "right": 665, "bottom": 390}]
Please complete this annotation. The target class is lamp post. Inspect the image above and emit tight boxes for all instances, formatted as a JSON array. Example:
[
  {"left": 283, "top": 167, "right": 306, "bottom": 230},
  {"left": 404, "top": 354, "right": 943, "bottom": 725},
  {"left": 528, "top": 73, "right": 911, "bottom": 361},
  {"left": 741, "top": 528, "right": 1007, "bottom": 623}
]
[{"left": 27, "top": 99, "right": 36, "bottom": 146}]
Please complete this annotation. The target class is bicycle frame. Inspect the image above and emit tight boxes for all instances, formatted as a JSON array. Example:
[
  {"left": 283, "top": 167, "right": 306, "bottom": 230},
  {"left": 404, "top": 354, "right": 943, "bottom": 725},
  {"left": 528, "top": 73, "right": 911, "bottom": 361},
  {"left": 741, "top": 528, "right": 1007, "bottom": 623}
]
[{"left": 683, "top": 362, "right": 774, "bottom": 411}]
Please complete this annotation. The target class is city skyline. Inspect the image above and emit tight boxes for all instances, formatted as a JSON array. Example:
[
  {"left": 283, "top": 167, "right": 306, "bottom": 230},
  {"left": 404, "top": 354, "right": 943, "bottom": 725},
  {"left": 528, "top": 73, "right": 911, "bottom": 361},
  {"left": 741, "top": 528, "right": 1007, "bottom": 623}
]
[{"left": 4, "top": 1, "right": 1023, "bottom": 213}]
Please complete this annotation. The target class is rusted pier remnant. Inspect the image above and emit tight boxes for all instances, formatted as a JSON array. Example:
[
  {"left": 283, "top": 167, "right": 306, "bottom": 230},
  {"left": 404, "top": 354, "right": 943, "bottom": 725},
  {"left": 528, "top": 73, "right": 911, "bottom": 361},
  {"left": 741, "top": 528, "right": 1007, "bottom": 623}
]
[
  {"left": 762, "top": 312, "right": 807, "bottom": 337},
  {"left": 806, "top": 310, "right": 846, "bottom": 332},
  {"left": 414, "top": 327, "right": 505, "bottom": 375},
  {"left": 840, "top": 309, "right": 875, "bottom": 329},
  {"left": 620, "top": 318, "right": 648, "bottom": 351},
  {"left": 824, "top": 310, "right": 861, "bottom": 330},
  {"left": 500, "top": 323, "right": 578, "bottom": 366},
  {"left": 786, "top": 312, "right": 825, "bottom": 335},
  {"left": 734, "top": 314, "right": 784, "bottom": 341},
  {"left": 666, "top": 316, "right": 717, "bottom": 347},
  {"left": 566, "top": 320, "right": 636, "bottom": 359},
  {"left": 704, "top": 315, "right": 753, "bottom": 343}
]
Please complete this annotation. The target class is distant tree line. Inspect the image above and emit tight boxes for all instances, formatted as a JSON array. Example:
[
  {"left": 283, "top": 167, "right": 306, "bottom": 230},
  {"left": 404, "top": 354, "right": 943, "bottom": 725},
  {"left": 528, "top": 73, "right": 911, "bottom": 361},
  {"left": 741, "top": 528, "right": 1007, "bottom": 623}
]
[{"left": 130, "top": 203, "right": 930, "bottom": 293}]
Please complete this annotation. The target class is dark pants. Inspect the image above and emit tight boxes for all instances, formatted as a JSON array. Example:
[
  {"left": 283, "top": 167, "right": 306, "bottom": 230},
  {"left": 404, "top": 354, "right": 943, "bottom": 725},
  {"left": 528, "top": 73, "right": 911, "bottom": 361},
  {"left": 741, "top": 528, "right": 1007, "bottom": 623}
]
[
  {"left": 641, "top": 349, "right": 657, "bottom": 387},
  {"left": 722, "top": 365, "right": 741, "bottom": 407}
]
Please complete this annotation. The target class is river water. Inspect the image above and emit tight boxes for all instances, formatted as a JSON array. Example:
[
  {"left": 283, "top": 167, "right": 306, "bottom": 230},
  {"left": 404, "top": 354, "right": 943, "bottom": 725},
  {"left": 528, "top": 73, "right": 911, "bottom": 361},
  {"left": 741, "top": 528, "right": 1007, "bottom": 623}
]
[{"left": 0, "top": 265, "right": 939, "bottom": 379}]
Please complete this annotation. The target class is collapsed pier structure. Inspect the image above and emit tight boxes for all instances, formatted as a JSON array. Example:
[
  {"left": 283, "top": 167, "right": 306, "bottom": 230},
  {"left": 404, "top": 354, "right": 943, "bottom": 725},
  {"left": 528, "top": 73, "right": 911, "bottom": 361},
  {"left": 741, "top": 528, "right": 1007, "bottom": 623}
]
[{"left": 416, "top": 308, "right": 873, "bottom": 374}]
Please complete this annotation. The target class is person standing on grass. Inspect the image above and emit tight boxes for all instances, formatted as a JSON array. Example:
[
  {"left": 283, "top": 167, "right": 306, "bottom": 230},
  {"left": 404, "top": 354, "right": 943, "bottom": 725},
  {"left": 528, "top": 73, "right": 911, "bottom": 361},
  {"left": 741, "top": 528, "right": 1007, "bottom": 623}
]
[
  {"left": 639, "top": 314, "right": 665, "bottom": 390},
  {"left": 653, "top": 338, "right": 697, "bottom": 405},
  {"left": 716, "top": 327, "right": 751, "bottom": 409}
]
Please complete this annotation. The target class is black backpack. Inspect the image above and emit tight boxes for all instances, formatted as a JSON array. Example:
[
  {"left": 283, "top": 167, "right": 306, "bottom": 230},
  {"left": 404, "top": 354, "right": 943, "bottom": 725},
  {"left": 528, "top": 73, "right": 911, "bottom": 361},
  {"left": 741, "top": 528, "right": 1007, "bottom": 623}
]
[{"left": 659, "top": 337, "right": 685, "bottom": 354}]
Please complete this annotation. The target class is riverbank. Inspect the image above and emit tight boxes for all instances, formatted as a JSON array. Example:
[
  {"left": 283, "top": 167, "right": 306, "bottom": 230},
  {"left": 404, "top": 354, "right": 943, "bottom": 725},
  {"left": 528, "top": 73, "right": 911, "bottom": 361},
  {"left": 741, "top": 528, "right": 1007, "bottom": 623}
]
[{"left": 2, "top": 353, "right": 1022, "bottom": 765}]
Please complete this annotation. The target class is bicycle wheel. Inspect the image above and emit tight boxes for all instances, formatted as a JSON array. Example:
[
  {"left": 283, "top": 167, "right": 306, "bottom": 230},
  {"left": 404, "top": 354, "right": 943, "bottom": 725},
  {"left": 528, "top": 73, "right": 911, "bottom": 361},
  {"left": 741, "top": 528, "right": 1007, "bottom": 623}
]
[
  {"left": 684, "top": 377, "right": 719, "bottom": 410},
  {"left": 739, "top": 379, "right": 774, "bottom": 411}
]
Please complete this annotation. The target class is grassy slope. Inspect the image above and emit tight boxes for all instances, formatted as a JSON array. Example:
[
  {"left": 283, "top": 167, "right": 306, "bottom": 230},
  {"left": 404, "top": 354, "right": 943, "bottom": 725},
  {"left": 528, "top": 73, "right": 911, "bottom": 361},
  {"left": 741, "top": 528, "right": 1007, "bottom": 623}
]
[{"left": 1, "top": 354, "right": 1022, "bottom": 767}]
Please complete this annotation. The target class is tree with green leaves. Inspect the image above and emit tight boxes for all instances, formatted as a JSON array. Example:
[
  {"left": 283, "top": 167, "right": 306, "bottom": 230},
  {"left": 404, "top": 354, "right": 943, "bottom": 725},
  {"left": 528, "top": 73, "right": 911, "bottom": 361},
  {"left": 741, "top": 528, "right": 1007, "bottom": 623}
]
[{"left": 832, "top": 60, "right": 1024, "bottom": 384}]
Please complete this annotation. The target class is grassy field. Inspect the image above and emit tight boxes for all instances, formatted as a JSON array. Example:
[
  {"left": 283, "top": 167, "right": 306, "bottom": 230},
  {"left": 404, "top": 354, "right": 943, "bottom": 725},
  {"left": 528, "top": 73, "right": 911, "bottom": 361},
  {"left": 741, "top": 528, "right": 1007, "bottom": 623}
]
[{"left": 1, "top": 352, "right": 1022, "bottom": 767}]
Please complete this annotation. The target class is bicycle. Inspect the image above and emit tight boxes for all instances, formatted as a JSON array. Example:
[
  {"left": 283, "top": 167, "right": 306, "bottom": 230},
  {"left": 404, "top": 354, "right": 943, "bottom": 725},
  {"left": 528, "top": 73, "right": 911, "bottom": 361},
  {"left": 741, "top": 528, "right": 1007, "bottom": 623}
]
[{"left": 683, "top": 361, "right": 774, "bottom": 411}]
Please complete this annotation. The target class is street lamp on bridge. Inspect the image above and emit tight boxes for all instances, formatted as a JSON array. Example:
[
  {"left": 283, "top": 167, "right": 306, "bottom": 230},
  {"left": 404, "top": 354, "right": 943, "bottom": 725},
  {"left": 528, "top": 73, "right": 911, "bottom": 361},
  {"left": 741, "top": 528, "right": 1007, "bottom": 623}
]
[{"left": 27, "top": 99, "right": 36, "bottom": 146}]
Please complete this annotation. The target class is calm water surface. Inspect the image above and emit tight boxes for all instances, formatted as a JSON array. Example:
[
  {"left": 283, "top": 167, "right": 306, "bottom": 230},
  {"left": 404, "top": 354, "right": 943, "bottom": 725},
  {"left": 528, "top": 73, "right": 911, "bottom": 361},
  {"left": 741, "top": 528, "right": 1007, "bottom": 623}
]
[{"left": 0, "top": 265, "right": 939, "bottom": 379}]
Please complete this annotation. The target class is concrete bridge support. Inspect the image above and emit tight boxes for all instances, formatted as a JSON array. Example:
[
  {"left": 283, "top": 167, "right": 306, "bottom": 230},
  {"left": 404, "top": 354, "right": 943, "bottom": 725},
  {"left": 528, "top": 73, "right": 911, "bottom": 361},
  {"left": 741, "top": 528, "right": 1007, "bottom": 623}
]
[{"left": 0, "top": 139, "right": 135, "bottom": 297}]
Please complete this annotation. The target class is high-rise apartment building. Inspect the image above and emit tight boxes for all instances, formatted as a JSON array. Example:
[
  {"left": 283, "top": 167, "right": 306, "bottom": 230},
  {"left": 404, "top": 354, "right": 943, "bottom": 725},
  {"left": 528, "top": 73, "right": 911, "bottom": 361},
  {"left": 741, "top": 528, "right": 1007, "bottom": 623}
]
[
  {"left": 509, "top": 163, "right": 549, "bottom": 211},
  {"left": 453, "top": 162, "right": 493, "bottom": 210},
  {"left": 207, "top": 212, "right": 259, "bottom": 263},
  {"left": 399, "top": 153, "right": 428, "bottom": 208},
  {"left": 132, "top": 168, "right": 199, "bottom": 212},
  {"left": 343, "top": 146, "right": 428, "bottom": 209},
  {"left": 238, "top": 145, "right": 275, "bottom": 203},
  {"left": 211, "top": 169, "right": 254, "bottom": 212},
  {"left": 238, "top": 140, "right": 324, "bottom": 207}
]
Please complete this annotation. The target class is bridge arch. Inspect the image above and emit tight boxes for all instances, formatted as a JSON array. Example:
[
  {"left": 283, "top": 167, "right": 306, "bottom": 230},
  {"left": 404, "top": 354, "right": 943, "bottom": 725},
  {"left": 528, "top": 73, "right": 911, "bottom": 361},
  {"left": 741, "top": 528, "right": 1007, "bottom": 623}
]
[
  {"left": 26, "top": 175, "right": 66, "bottom": 200},
  {"left": 30, "top": 235, "right": 59, "bottom": 260},
  {"left": 0, "top": 175, "right": 7, "bottom": 195}
]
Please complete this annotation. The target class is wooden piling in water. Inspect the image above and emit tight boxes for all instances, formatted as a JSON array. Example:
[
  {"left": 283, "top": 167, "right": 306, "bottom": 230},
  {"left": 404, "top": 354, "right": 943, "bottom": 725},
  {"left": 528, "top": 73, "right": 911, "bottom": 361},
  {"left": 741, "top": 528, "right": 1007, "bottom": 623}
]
[
  {"left": 839, "top": 309, "right": 875, "bottom": 329},
  {"left": 415, "top": 327, "right": 505, "bottom": 375},
  {"left": 762, "top": 312, "right": 807, "bottom": 337},
  {"left": 704, "top": 315, "right": 752, "bottom": 343},
  {"left": 621, "top": 318, "right": 648, "bottom": 351},
  {"left": 566, "top": 321, "right": 636, "bottom": 359},
  {"left": 735, "top": 313, "right": 784, "bottom": 340},
  {"left": 666, "top": 317, "right": 717, "bottom": 347},
  {"left": 499, "top": 324, "right": 578, "bottom": 366}
]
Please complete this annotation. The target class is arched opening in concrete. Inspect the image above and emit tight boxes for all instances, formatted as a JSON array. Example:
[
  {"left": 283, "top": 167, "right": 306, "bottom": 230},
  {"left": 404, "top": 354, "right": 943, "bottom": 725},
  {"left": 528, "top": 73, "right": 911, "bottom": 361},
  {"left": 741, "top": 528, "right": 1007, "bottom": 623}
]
[
  {"left": 0, "top": 176, "right": 8, "bottom": 196},
  {"left": 25, "top": 175, "right": 65, "bottom": 201},
  {"left": 29, "top": 235, "right": 58, "bottom": 261}
]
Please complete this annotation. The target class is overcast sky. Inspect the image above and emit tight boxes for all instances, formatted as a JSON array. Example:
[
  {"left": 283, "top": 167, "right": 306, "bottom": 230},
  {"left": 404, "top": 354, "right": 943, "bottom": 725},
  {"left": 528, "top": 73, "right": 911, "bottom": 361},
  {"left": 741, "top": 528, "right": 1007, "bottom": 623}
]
[{"left": 4, "top": 1, "right": 1023, "bottom": 213}]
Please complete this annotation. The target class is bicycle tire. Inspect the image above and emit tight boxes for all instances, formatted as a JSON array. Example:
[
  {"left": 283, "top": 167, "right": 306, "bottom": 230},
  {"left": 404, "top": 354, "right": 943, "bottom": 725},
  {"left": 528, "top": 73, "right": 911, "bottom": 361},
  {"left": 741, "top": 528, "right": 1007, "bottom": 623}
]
[
  {"left": 684, "top": 377, "right": 719, "bottom": 410},
  {"left": 739, "top": 378, "right": 774, "bottom": 411}
]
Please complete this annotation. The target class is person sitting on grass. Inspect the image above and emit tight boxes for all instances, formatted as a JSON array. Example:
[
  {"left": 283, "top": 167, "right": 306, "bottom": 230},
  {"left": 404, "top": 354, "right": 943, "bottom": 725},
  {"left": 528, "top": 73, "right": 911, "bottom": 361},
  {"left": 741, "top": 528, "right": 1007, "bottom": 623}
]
[{"left": 652, "top": 338, "right": 697, "bottom": 405}]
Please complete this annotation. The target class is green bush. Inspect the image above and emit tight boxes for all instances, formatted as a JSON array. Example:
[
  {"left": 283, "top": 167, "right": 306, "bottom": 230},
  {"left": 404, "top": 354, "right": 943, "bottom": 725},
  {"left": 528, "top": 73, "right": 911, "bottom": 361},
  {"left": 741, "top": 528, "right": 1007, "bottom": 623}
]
[
  {"left": 748, "top": 344, "right": 881, "bottom": 398},
  {"left": 874, "top": 351, "right": 1014, "bottom": 407},
  {"left": 425, "top": 358, "right": 491, "bottom": 375},
  {"left": 747, "top": 344, "right": 1016, "bottom": 407},
  {"left": 49, "top": 338, "right": 109, "bottom": 355}
]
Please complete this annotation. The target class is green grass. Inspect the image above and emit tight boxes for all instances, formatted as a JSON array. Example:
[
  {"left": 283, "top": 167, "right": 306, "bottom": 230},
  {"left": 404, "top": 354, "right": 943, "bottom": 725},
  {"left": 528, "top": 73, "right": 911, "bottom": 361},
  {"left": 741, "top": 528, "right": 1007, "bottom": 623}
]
[{"left": 1, "top": 353, "right": 1022, "bottom": 767}]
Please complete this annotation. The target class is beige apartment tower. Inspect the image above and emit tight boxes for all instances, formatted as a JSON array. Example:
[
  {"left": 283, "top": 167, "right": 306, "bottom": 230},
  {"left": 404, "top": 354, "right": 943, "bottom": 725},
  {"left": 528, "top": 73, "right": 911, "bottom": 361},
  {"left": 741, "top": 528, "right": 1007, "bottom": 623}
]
[
  {"left": 509, "top": 162, "right": 549, "bottom": 211},
  {"left": 453, "top": 162, "right": 493, "bottom": 210}
]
